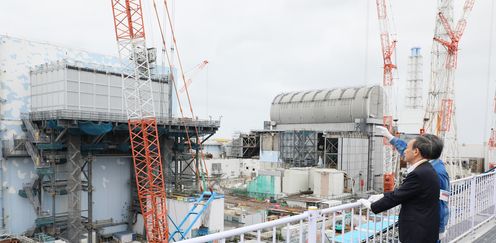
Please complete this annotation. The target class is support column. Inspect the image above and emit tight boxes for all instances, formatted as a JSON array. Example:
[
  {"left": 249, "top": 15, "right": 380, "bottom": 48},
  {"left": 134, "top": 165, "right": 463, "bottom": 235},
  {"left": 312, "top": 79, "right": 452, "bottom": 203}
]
[
  {"left": 174, "top": 137, "right": 180, "bottom": 191},
  {"left": 87, "top": 157, "right": 93, "bottom": 243},
  {"left": 195, "top": 135, "right": 200, "bottom": 190},
  {"left": 51, "top": 163, "right": 56, "bottom": 234},
  {"left": 367, "top": 134, "right": 374, "bottom": 191},
  {"left": 160, "top": 136, "right": 174, "bottom": 190},
  {"left": 67, "top": 134, "right": 82, "bottom": 243}
]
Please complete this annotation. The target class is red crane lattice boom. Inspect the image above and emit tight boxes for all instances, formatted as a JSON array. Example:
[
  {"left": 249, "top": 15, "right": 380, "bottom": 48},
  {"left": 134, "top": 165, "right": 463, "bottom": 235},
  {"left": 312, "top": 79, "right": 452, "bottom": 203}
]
[
  {"left": 376, "top": 0, "right": 397, "bottom": 86},
  {"left": 111, "top": 0, "right": 169, "bottom": 242},
  {"left": 375, "top": 0, "right": 399, "bottom": 192}
]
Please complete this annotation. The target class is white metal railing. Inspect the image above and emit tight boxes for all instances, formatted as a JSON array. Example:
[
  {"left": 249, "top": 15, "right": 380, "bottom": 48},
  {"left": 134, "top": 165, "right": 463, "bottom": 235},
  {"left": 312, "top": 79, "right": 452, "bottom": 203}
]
[
  {"left": 22, "top": 110, "right": 220, "bottom": 127},
  {"left": 177, "top": 171, "right": 496, "bottom": 243},
  {"left": 445, "top": 171, "right": 496, "bottom": 242},
  {"left": 178, "top": 202, "right": 400, "bottom": 243}
]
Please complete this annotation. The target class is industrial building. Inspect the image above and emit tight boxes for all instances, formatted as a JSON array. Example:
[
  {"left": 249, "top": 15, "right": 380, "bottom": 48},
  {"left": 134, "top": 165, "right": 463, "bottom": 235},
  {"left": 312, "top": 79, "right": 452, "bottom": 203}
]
[
  {"left": 0, "top": 38, "right": 400, "bottom": 239},
  {"left": 225, "top": 86, "right": 388, "bottom": 192},
  {"left": 0, "top": 0, "right": 494, "bottom": 241},
  {"left": 0, "top": 35, "right": 221, "bottom": 242}
]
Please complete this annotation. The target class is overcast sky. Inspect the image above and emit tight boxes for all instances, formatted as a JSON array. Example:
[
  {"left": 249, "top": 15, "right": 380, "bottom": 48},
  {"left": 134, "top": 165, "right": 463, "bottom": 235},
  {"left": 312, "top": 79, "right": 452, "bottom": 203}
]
[{"left": 0, "top": 0, "right": 495, "bottom": 145}]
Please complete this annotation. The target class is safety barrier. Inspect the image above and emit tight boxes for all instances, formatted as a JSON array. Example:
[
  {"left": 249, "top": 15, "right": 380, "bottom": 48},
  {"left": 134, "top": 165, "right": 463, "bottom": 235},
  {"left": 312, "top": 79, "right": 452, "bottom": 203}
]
[
  {"left": 22, "top": 110, "right": 220, "bottom": 127},
  {"left": 177, "top": 171, "right": 496, "bottom": 243},
  {"left": 445, "top": 171, "right": 496, "bottom": 242},
  {"left": 178, "top": 202, "right": 400, "bottom": 243}
]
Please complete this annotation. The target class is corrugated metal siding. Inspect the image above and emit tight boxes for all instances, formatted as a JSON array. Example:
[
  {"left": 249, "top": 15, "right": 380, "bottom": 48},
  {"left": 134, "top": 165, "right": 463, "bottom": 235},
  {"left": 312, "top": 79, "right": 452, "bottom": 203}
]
[
  {"left": 30, "top": 62, "right": 170, "bottom": 117},
  {"left": 270, "top": 86, "right": 384, "bottom": 124}
]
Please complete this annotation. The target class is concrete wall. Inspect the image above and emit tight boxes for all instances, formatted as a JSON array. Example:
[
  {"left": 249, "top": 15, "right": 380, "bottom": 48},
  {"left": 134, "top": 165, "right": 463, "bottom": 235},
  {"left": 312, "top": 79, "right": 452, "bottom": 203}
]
[
  {"left": 205, "top": 159, "right": 261, "bottom": 178},
  {"left": 2, "top": 156, "right": 131, "bottom": 235},
  {"left": 203, "top": 144, "right": 222, "bottom": 159},
  {"left": 338, "top": 138, "right": 368, "bottom": 192},
  {"left": 2, "top": 158, "right": 37, "bottom": 233},
  {"left": 282, "top": 168, "right": 312, "bottom": 195},
  {"left": 338, "top": 137, "right": 384, "bottom": 192},
  {"left": 312, "top": 169, "right": 344, "bottom": 197}
]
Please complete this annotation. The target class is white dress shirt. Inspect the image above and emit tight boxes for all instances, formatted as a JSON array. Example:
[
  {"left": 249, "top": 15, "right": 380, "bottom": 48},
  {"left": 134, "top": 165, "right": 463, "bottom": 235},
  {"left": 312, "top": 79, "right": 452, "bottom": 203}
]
[{"left": 406, "top": 159, "right": 428, "bottom": 174}]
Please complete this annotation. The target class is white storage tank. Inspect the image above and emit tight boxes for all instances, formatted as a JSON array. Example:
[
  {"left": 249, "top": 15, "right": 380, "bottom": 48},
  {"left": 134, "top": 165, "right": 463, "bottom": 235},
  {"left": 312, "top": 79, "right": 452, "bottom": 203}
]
[
  {"left": 312, "top": 169, "right": 344, "bottom": 197},
  {"left": 30, "top": 60, "right": 171, "bottom": 117},
  {"left": 270, "top": 85, "right": 384, "bottom": 124}
]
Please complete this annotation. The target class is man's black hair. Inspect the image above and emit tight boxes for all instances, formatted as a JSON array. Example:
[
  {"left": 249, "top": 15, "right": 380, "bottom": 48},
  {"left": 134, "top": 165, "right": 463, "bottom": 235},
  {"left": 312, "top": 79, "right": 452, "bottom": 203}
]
[
  {"left": 422, "top": 133, "right": 444, "bottom": 160},
  {"left": 412, "top": 135, "right": 433, "bottom": 159}
]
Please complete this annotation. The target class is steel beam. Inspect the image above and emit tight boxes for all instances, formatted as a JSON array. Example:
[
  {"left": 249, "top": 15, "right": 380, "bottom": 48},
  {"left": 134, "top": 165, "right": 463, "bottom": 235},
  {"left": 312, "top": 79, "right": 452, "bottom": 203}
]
[{"left": 66, "top": 134, "right": 82, "bottom": 243}]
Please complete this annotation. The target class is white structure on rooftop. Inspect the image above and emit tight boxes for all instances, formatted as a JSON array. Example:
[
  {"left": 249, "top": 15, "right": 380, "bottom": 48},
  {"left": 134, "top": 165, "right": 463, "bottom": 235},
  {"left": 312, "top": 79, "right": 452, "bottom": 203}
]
[{"left": 270, "top": 86, "right": 384, "bottom": 126}]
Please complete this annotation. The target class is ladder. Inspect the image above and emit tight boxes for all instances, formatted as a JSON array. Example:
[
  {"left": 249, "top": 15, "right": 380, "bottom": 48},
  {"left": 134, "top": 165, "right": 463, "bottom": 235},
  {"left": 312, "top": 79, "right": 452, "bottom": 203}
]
[
  {"left": 21, "top": 118, "right": 50, "bottom": 168},
  {"left": 24, "top": 141, "right": 44, "bottom": 167},
  {"left": 22, "top": 118, "right": 49, "bottom": 143}
]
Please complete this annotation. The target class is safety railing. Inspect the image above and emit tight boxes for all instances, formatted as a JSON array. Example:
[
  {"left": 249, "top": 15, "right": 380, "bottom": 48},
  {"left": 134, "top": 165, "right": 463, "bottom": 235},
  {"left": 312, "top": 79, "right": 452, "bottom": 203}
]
[
  {"left": 22, "top": 110, "right": 220, "bottom": 127},
  {"left": 178, "top": 202, "right": 400, "bottom": 243},
  {"left": 177, "top": 171, "right": 496, "bottom": 243},
  {"left": 445, "top": 171, "right": 496, "bottom": 242}
]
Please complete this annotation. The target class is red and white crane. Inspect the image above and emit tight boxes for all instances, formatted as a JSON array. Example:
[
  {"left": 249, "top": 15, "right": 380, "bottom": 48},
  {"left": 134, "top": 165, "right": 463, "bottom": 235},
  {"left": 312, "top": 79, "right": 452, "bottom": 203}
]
[
  {"left": 423, "top": 0, "right": 476, "bottom": 177},
  {"left": 180, "top": 60, "right": 209, "bottom": 93},
  {"left": 111, "top": 0, "right": 169, "bottom": 242},
  {"left": 376, "top": 0, "right": 399, "bottom": 191}
]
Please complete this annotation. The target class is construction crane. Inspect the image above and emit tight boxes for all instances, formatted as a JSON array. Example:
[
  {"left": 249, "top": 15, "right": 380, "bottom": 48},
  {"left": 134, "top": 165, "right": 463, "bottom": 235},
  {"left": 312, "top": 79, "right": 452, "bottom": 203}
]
[
  {"left": 423, "top": 0, "right": 476, "bottom": 178},
  {"left": 180, "top": 60, "right": 209, "bottom": 93},
  {"left": 110, "top": 0, "right": 169, "bottom": 242},
  {"left": 375, "top": 0, "right": 399, "bottom": 192},
  {"left": 149, "top": 1, "right": 217, "bottom": 240}
]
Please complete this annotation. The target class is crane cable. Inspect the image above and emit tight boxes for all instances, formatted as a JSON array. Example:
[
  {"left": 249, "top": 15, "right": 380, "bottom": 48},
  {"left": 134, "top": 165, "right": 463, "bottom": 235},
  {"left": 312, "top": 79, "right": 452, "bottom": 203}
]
[
  {"left": 152, "top": 0, "right": 203, "bottom": 187},
  {"left": 161, "top": 0, "right": 210, "bottom": 186},
  {"left": 151, "top": 0, "right": 211, "bottom": 191}
]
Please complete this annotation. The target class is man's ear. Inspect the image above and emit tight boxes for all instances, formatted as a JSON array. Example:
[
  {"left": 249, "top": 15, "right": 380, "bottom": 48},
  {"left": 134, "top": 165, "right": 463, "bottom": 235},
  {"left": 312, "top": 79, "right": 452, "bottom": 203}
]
[{"left": 413, "top": 148, "right": 420, "bottom": 156}]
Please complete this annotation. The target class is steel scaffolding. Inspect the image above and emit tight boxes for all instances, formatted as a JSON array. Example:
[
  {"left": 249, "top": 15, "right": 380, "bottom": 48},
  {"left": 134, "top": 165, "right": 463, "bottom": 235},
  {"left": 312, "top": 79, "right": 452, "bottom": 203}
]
[{"left": 280, "top": 130, "right": 318, "bottom": 167}]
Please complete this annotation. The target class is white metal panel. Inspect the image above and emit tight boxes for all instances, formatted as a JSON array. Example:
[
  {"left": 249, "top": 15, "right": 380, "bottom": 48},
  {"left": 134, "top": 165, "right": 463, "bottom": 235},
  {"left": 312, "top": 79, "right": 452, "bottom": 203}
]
[
  {"left": 312, "top": 168, "right": 344, "bottom": 197},
  {"left": 282, "top": 168, "right": 310, "bottom": 195},
  {"left": 327, "top": 89, "right": 342, "bottom": 99},
  {"left": 313, "top": 90, "right": 328, "bottom": 101},
  {"left": 30, "top": 62, "right": 171, "bottom": 117}
]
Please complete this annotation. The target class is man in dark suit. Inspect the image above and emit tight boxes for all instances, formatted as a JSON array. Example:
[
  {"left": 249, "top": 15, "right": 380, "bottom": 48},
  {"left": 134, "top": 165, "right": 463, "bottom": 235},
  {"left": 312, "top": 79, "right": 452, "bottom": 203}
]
[{"left": 359, "top": 136, "right": 440, "bottom": 243}]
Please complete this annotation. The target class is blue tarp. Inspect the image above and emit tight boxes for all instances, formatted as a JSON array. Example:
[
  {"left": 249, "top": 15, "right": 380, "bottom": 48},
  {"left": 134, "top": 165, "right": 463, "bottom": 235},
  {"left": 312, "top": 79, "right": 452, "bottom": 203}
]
[
  {"left": 334, "top": 215, "right": 398, "bottom": 243},
  {"left": 47, "top": 120, "right": 63, "bottom": 129},
  {"left": 79, "top": 121, "right": 112, "bottom": 136}
]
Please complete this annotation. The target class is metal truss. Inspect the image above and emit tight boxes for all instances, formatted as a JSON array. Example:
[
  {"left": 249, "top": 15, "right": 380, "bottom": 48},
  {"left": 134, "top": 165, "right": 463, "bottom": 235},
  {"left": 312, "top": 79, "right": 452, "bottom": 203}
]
[{"left": 280, "top": 130, "right": 318, "bottom": 167}]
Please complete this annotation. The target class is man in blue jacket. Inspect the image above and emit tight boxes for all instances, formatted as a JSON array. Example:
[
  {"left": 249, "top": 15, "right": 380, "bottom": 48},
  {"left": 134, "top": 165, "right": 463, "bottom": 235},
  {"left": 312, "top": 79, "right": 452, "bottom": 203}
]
[{"left": 376, "top": 126, "right": 450, "bottom": 240}]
